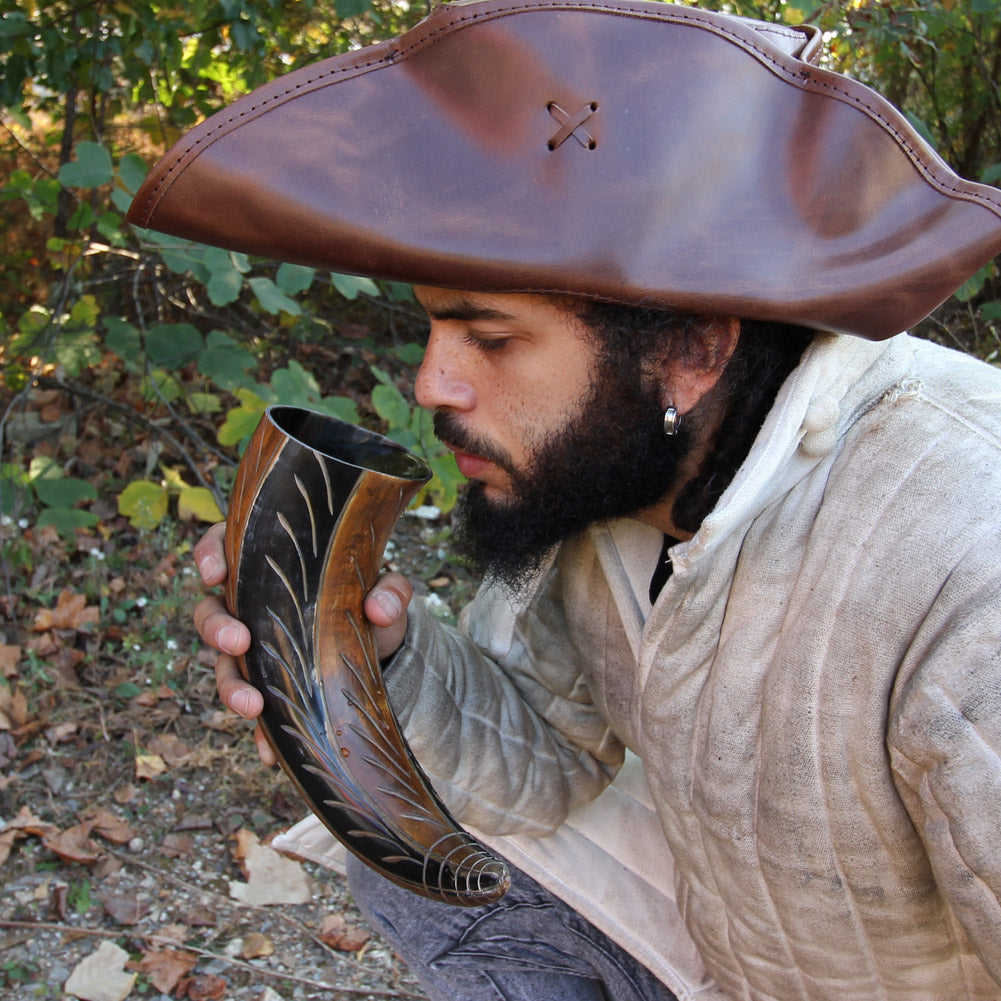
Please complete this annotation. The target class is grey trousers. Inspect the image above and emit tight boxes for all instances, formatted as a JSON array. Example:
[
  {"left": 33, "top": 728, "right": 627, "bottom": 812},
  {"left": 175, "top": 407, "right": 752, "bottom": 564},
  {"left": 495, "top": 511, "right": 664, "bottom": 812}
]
[{"left": 347, "top": 853, "right": 679, "bottom": 1001}]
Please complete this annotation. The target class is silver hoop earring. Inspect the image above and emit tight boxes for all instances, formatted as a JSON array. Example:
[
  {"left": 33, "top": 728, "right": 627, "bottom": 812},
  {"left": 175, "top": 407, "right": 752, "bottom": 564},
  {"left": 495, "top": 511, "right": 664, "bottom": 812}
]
[{"left": 663, "top": 406, "right": 681, "bottom": 437}]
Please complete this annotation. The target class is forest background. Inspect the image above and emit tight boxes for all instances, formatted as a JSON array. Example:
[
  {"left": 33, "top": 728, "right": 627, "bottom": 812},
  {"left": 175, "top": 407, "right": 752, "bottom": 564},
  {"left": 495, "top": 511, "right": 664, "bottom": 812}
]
[{"left": 0, "top": 1, "right": 999, "bottom": 998}]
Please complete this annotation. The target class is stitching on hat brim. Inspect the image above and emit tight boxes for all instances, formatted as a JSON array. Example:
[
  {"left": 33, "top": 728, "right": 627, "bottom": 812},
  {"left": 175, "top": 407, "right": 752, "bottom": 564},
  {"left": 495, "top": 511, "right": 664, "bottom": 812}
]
[{"left": 134, "top": 0, "right": 1001, "bottom": 229}]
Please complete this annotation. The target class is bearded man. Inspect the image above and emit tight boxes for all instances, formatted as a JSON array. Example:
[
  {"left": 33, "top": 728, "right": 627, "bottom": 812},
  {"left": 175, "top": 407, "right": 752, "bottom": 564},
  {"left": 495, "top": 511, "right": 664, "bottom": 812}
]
[{"left": 131, "top": 1, "right": 1001, "bottom": 998}]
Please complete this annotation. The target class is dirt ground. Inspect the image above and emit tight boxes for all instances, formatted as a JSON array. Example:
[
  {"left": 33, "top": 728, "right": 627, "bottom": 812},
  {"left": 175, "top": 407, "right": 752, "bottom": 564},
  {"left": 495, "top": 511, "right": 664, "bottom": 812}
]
[{"left": 0, "top": 507, "right": 478, "bottom": 1000}]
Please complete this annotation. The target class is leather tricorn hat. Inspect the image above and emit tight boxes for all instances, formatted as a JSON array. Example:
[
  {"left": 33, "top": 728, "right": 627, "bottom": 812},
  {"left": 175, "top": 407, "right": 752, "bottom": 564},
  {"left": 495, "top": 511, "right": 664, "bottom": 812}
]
[{"left": 128, "top": 0, "right": 1001, "bottom": 340}]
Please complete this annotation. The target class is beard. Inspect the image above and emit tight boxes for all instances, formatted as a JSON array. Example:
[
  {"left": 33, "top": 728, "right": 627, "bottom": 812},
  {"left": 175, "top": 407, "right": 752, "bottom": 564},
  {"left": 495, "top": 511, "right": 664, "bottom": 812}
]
[{"left": 435, "top": 361, "right": 695, "bottom": 595}]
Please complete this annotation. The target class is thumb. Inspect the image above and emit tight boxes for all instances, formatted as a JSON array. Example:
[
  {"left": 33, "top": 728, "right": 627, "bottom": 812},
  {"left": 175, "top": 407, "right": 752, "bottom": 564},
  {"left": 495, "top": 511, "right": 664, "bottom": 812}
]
[{"left": 364, "top": 572, "right": 413, "bottom": 660}]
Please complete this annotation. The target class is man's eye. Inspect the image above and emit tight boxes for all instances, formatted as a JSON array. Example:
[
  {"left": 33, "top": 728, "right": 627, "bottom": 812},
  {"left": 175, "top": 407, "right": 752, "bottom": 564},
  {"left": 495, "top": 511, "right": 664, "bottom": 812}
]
[{"left": 462, "top": 330, "right": 508, "bottom": 353}]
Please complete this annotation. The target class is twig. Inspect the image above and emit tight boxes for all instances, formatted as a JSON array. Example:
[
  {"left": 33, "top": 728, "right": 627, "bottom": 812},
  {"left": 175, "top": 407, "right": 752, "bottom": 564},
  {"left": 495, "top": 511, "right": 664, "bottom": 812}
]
[
  {"left": 0, "top": 920, "right": 425, "bottom": 999},
  {"left": 104, "top": 848, "right": 419, "bottom": 990},
  {"left": 33, "top": 373, "right": 232, "bottom": 504}
]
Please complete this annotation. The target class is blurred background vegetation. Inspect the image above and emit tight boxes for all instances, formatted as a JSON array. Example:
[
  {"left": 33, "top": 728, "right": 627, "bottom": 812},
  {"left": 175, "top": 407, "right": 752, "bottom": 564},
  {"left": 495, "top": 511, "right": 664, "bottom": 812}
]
[
  {"left": 0, "top": 7, "right": 997, "bottom": 993},
  {"left": 1, "top": 0, "right": 999, "bottom": 550}
]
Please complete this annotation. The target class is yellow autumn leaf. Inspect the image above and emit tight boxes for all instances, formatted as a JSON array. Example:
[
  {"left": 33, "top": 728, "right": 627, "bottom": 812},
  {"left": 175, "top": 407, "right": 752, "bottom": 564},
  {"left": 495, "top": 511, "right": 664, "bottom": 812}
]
[
  {"left": 135, "top": 752, "right": 167, "bottom": 781},
  {"left": 177, "top": 486, "right": 224, "bottom": 523}
]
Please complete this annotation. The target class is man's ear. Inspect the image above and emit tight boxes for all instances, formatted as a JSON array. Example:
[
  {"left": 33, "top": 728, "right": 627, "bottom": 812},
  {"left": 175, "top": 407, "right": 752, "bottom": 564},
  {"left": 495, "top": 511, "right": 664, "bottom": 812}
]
[{"left": 659, "top": 316, "right": 740, "bottom": 414}]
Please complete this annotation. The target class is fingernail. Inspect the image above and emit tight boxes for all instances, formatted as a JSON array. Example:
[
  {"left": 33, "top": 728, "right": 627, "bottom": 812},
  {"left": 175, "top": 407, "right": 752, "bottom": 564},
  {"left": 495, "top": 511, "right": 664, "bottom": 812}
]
[
  {"left": 219, "top": 625, "right": 240, "bottom": 652},
  {"left": 198, "top": 555, "right": 222, "bottom": 581},
  {"left": 374, "top": 590, "right": 402, "bottom": 620}
]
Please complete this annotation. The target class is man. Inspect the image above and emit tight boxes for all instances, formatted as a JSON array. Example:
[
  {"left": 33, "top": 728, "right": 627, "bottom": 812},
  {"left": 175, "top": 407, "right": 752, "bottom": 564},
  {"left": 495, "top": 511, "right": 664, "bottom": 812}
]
[{"left": 131, "top": 1, "right": 1001, "bottom": 998}]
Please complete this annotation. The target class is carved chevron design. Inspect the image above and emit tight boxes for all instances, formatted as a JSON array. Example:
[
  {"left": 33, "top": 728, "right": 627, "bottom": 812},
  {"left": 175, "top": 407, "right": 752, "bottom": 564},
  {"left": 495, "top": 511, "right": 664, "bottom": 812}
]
[{"left": 226, "top": 407, "right": 510, "bottom": 905}]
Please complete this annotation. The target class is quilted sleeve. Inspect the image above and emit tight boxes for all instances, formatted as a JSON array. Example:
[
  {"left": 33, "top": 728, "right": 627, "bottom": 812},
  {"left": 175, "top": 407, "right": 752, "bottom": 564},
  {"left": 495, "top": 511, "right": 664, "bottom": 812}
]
[
  {"left": 381, "top": 565, "right": 625, "bottom": 837},
  {"left": 888, "top": 530, "right": 1001, "bottom": 987}
]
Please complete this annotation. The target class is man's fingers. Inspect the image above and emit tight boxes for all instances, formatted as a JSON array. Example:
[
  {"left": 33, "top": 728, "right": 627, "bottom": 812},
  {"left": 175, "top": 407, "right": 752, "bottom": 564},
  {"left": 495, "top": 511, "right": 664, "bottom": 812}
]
[
  {"left": 214, "top": 653, "right": 263, "bottom": 719},
  {"left": 365, "top": 572, "right": 413, "bottom": 627},
  {"left": 364, "top": 572, "right": 413, "bottom": 660},
  {"left": 215, "top": 656, "right": 275, "bottom": 766},
  {"left": 194, "top": 594, "right": 251, "bottom": 655},
  {"left": 194, "top": 521, "right": 229, "bottom": 585},
  {"left": 254, "top": 725, "right": 278, "bottom": 767}
]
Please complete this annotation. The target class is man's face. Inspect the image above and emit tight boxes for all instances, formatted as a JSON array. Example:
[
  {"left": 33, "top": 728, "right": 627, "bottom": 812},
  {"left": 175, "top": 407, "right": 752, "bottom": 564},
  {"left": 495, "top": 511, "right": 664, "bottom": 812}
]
[
  {"left": 414, "top": 287, "right": 693, "bottom": 590},
  {"left": 414, "top": 287, "right": 598, "bottom": 499}
]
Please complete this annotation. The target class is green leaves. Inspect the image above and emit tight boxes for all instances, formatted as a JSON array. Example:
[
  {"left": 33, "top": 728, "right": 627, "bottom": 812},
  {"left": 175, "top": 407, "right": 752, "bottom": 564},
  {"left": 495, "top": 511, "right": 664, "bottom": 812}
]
[
  {"left": 58, "top": 143, "right": 113, "bottom": 189},
  {"left": 197, "top": 332, "right": 259, "bottom": 392},
  {"left": 368, "top": 366, "right": 461, "bottom": 514},
  {"left": 145, "top": 324, "right": 204, "bottom": 370},
  {"left": 276, "top": 263, "right": 315, "bottom": 296},
  {"left": 205, "top": 248, "right": 250, "bottom": 306},
  {"left": 248, "top": 276, "right": 301, "bottom": 315},
  {"left": 331, "top": 272, "right": 380, "bottom": 300},
  {"left": 27, "top": 458, "right": 99, "bottom": 537},
  {"left": 371, "top": 366, "right": 411, "bottom": 428}
]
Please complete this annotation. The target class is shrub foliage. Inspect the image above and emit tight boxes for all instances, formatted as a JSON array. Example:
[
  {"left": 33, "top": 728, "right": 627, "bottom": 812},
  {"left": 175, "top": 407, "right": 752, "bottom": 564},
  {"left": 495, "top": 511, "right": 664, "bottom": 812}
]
[{"left": 1, "top": 0, "right": 999, "bottom": 537}]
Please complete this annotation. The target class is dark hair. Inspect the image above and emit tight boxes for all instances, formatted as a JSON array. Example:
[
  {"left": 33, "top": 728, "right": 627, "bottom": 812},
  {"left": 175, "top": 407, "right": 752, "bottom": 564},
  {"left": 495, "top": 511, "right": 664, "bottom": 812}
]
[{"left": 578, "top": 302, "right": 816, "bottom": 534}]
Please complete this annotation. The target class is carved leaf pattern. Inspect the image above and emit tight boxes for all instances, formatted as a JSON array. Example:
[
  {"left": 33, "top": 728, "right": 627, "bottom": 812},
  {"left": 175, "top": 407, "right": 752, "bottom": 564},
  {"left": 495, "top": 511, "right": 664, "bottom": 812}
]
[{"left": 228, "top": 409, "right": 509, "bottom": 905}]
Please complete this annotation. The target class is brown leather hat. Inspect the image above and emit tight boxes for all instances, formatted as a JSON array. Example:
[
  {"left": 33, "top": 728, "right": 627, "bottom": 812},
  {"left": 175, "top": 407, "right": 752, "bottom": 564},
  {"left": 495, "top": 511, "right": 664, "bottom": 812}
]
[{"left": 128, "top": 0, "right": 1001, "bottom": 340}]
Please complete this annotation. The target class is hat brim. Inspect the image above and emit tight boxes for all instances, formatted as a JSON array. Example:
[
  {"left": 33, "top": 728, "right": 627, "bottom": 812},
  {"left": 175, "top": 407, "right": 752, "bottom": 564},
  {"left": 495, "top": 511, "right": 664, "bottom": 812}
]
[{"left": 128, "top": 0, "right": 1001, "bottom": 340}]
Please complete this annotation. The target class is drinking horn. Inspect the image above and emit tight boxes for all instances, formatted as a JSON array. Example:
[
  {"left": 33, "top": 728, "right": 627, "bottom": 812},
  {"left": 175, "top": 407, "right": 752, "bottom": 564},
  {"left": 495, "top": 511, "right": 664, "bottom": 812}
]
[{"left": 223, "top": 405, "right": 511, "bottom": 905}]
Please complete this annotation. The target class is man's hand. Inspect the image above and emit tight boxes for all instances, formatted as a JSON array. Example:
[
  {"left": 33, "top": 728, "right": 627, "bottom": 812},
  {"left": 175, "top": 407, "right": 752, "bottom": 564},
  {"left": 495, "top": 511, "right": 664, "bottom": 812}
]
[{"left": 192, "top": 520, "right": 414, "bottom": 766}]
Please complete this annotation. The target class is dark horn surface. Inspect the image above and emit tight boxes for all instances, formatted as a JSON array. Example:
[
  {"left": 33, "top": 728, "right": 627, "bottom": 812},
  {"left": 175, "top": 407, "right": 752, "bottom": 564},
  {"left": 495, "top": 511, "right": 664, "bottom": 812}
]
[{"left": 224, "top": 406, "right": 511, "bottom": 905}]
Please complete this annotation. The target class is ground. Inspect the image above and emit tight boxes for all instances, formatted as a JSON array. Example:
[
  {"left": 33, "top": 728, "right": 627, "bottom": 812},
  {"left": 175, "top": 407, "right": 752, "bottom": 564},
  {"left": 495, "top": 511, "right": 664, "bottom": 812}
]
[{"left": 0, "top": 503, "right": 476, "bottom": 1001}]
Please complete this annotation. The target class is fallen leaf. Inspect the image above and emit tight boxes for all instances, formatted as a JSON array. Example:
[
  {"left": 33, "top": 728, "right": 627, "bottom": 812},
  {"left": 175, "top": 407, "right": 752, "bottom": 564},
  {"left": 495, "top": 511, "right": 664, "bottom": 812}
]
[
  {"left": 0, "top": 806, "right": 57, "bottom": 866},
  {"left": 177, "top": 973, "right": 227, "bottom": 1000},
  {"left": 9, "top": 686, "right": 29, "bottom": 727},
  {"left": 83, "top": 807, "right": 135, "bottom": 845},
  {"left": 4, "top": 805, "right": 58, "bottom": 837},
  {"left": 64, "top": 940, "right": 136, "bottom": 1001},
  {"left": 156, "top": 923, "right": 189, "bottom": 943},
  {"left": 96, "top": 856, "right": 123, "bottom": 879},
  {"left": 43, "top": 821, "right": 101, "bottom": 865},
  {"left": 319, "top": 913, "right": 371, "bottom": 952},
  {"left": 0, "top": 681, "right": 23, "bottom": 730},
  {"left": 26, "top": 632, "right": 59, "bottom": 657},
  {"left": 174, "top": 813, "right": 213, "bottom": 831},
  {"left": 229, "top": 828, "right": 312, "bottom": 906},
  {"left": 35, "top": 524, "right": 61, "bottom": 547},
  {"left": 183, "top": 904, "right": 217, "bottom": 927},
  {"left": 203, "top": 710, "right": 238, "bottom": 731},
  {"left": 51, "top": 644, "right": 85, "bottom": 686},
  {"left": 0, "top": 644, "right": 21, "bottom": 677},
  {"left": 103, "top": 890, "right": 150, "bottom": 924},
  {"left": 32, "top": 589, "right": 100, "bottom": 632},
  {"left": 161, "top": 832, "right": 194, "bottom": 857},
  {"left": 148, "top": 733, "right": 190, "bottom": 765},
  {"left": 0, "top": 731, "right": 16, "bottom": 770},
  {"left": 113, "top": 783, "right": 137, "bottom": 804},
  {"left": 133, "top": 947, "right": 198, "bottom": 992},
  {"left": 44, "top": 720, "right": 78, "bottom": 744},
  {"left": 48, "top": 881, "right": 68, "bottom": 920},
  {"left": 135, "top": 752, "right": 167, "bottom": 780},
  {"left": 240, "top": 931, "right": 274, "bottom": 959}
]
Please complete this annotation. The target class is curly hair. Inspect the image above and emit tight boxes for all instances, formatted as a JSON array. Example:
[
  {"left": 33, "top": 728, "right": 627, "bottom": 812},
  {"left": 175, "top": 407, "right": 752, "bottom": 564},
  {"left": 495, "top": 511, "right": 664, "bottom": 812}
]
[{"left": 578, "top": 302, "right": 816, "bottom": 534}]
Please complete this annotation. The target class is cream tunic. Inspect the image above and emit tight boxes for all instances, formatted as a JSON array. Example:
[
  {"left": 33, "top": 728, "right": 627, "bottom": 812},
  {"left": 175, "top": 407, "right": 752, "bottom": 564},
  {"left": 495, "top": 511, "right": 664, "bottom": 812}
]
[{"left": 281, "top": 332, "right": 1001, "bottom": 1000}]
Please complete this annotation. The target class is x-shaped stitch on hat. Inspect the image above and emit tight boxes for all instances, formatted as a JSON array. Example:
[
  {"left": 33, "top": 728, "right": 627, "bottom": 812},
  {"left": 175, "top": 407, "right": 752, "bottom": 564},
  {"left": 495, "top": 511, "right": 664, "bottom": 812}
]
[{"left": 547, "top": 101, "right": 599, "bottom": 150}]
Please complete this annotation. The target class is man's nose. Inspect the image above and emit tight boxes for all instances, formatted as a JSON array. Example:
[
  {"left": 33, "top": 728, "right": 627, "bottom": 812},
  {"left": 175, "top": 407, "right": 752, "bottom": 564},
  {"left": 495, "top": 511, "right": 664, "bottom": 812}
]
[{"left": 415, "top": 330, "right": 476, "bottom": 413}]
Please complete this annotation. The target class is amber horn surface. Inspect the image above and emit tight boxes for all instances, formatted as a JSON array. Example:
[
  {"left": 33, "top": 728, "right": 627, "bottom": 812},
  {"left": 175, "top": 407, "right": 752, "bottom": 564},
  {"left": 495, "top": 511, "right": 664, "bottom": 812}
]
[{"left": 223, "top": 406, "right": 511, "bottom": 905}]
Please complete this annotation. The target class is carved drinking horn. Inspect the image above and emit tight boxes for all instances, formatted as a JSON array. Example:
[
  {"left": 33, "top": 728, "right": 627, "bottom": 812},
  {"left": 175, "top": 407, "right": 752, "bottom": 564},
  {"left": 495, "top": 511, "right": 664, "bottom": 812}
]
[{"left": 223, "top": 405, "right": 511, "bottom": 905}]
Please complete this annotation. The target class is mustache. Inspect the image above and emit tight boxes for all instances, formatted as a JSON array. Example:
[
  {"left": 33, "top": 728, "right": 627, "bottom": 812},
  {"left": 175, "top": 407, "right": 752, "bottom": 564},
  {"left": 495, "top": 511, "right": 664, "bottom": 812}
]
[{"left": 433, "top": 411, "right": 515, "bottom": 475}]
